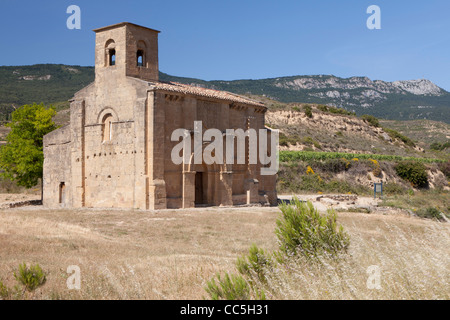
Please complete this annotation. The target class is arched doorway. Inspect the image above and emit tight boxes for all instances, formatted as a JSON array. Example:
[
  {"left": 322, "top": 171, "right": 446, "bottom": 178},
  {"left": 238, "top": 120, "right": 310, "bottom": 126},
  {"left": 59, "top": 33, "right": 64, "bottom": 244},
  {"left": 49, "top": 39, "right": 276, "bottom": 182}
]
[{"left": 184, "top": 153, "right": 226, "bottom": 208}]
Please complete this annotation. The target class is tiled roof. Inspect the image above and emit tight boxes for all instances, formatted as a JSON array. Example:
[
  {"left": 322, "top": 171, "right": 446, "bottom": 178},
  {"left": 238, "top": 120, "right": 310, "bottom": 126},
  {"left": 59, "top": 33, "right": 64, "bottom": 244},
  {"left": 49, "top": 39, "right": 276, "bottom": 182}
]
[{"left": 151, "top": 81, "right": 266, "bottom": 108}]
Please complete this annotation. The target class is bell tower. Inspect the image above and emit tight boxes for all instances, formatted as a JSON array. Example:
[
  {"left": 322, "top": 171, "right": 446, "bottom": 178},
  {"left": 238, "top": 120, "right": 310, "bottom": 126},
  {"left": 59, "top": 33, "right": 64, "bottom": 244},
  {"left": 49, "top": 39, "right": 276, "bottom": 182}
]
[{"left": 93, "top": 22, "right": 160, "bottom": 82}]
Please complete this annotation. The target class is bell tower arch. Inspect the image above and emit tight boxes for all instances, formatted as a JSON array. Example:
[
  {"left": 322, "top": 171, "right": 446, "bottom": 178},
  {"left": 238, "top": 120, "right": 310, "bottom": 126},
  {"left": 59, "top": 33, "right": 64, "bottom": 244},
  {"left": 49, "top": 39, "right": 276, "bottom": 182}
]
[{"left": 93, "top": 22, "right": 160, "bottom": 82}]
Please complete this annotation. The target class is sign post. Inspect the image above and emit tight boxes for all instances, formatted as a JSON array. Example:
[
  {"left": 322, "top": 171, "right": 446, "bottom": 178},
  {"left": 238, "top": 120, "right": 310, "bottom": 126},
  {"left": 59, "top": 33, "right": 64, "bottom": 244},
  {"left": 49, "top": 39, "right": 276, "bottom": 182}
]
[{"left": 374, "top": 182, "right": 383, "bottom": 199}]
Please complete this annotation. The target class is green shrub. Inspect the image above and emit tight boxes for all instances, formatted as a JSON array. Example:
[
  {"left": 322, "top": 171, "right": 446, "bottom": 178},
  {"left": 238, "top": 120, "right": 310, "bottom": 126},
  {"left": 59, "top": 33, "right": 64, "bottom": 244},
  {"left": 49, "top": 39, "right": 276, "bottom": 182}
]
[
  {"left": 303, "top": 136, "right": 322, "bottom": 149},
  {"left": 325, "top": 180, "right": 369, "bottom": 195},
  {"left": 300, "top": 174, "right": 326, "bottom": 192},
  {"left": 327, "top": 106, "right": 355, "bottom": 116},
  {"left": 368, "top": 159, "right": 382, "bottom": 177},
  {"left": 205, "top": 272, "right": 265, "bottom": 300},
  {"left": 279, "top": 132, "right": 301, "bottom": 147},
  {"left": 279, "top": 132, "right": 290, "bottom": 147},
  {"left": 236, "top": 245, "right": 273, "bottom": 283},
  {"left": 317, "top": 104, "right": 355, "bottom": 116},
  {"left": 395, "top": 161, "right": 429, "bottom": 188},
  {"left": 205, "top": 200, "right": 353, "bottom": 300},
  {"left": 317, "top": 105, "right": 328, "bottom": 112},
  {"left": 313, "top": 158, "right": 350, "bottom": 173},
  {"left": 383, "top": 128, "right": 416, "bottom": 147},
  {"left": 303, "top": 105, "right": 313, "bottom": 118},
  {"left": 14, "top": 263, "right": 47, "bottom": 292},
  {"left": 416, "top": 207, "right": 444, "bottom": 221},
  {"left": 361, "top": 114, "right": 380, "bottom": 127},
  {"left": 383, "top": 183, "right": 408, "bottom": 195},
  {"left": 0, "top": 280, "right": 10, "bottom": 300},
  {"left": 438, "top": 161, "right": 450, "bottom": 179},
  {"left": 430, "top": 141, "right": 450, "bottom": 151},
  {"left": 275, "top": 199, "right": 350, "bottom": 259}
]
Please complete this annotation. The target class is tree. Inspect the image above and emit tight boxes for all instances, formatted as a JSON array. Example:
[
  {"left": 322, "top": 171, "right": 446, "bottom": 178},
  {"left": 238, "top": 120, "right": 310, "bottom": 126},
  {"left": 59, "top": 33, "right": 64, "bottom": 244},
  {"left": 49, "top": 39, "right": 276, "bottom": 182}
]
[{"left": 0, "top": 103, "right": 57, "bottom": 197}]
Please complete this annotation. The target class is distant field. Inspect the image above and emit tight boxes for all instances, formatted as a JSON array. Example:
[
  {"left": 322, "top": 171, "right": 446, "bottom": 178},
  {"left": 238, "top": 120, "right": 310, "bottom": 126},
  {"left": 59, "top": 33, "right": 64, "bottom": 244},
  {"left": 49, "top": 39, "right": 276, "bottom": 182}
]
[
  {"left": 280, "top": 150, "right": 445, "bottom": 163},
  {"left": 380, "top": 119, "right": 450, "bottom": 147},
  {"left": 0, "top": 204, "right": 448, "bottom": 300}
]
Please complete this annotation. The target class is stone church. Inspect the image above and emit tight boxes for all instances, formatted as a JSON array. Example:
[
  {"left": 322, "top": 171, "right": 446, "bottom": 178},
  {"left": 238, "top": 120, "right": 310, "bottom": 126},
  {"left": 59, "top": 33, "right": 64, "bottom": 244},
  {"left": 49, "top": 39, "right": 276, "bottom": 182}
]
[{"left": 43, "top": 22, "right": 277, "bottom": 209}]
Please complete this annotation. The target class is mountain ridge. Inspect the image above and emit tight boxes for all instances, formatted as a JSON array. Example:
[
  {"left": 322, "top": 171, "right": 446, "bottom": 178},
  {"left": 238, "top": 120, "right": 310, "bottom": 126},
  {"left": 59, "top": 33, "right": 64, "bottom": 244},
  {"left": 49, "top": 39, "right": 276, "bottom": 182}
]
[
  {"left": 0, "top": 64, "right": 448, "bottom": 123},
  {"left": 159, "top": 73, "right": 450, "bottom": 123}
]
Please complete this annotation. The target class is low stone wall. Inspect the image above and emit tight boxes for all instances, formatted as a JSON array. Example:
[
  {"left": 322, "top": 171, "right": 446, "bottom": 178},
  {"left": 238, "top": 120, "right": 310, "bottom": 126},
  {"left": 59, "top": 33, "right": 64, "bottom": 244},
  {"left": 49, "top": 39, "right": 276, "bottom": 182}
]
[
  {"left": 316, "top": 194, "right": 358, "bottom": 202},
  {"left": 0, "top": 199, "right": 42, "bottom": 209}
]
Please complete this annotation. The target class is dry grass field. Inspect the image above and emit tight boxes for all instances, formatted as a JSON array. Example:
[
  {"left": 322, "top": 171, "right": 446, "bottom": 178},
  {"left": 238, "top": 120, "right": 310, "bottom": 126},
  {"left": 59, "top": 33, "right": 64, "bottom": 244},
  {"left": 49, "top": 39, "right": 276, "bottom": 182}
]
[
  {"left": 0, "top": 201, "right": 449, "bottom": 300},
  {"left": 0, "top": 205, "right": 279, "bottom": 300}
]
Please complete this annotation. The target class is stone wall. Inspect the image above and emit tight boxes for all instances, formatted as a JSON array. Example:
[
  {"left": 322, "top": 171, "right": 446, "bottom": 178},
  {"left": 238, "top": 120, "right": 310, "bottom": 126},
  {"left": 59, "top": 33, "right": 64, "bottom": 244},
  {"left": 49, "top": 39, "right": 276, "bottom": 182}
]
[
  {"left": 157, "top": 92, "right": 276, "bottom": 208},
  {"left": 43, "top": 125, "right": 72, "bottom": 208}
]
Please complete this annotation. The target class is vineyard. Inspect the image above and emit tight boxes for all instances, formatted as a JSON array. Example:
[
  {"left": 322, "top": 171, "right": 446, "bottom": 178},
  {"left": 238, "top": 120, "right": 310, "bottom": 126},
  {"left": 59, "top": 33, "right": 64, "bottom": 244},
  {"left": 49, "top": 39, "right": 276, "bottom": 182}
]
[{"left": 279, "top": 151, "right": 444, "bottom": 164}]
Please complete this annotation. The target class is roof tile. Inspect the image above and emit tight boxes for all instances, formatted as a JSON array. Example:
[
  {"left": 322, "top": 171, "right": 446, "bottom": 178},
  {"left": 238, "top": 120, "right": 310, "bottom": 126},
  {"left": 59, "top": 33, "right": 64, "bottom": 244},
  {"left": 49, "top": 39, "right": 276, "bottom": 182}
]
[{"left": 151, "top": 81, "right": 265, "bottom": 108}]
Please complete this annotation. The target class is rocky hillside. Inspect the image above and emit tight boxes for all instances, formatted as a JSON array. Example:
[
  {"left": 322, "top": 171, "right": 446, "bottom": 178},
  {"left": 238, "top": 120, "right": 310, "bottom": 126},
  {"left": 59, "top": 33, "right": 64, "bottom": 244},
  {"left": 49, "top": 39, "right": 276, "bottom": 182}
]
[
  {"left": 264, "top": 102, "right": 434, "bottom": 158},
  {"left": 274, "top": 77, "right": 444, "bottom": 97},
  {"left": 271, "top": 103, "right": 450, "bottom": 197}
]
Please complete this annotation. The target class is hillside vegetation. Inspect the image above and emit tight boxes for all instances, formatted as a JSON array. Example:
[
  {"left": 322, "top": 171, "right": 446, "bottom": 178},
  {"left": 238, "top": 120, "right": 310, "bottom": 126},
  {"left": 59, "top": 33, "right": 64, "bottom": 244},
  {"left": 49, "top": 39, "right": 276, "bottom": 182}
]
[
  {"left": 262, "top": 101, "right": 449, "bottom": 207},
  {"left": 0, "top": 64, "right": 94, "bottom": 120},
  {"left": 380, "top": 119, "right": 450, "bottom": 153},
  {"left": 264, "top": 101, "right": 448, "bottom": 159}
]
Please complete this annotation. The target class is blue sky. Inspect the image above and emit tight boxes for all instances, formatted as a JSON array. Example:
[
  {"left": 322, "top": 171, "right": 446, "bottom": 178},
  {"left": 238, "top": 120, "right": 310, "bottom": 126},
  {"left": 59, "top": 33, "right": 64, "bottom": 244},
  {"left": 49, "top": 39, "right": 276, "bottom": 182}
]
[{"left": 1, "top": 0, "right": 450, "bottom": 90}]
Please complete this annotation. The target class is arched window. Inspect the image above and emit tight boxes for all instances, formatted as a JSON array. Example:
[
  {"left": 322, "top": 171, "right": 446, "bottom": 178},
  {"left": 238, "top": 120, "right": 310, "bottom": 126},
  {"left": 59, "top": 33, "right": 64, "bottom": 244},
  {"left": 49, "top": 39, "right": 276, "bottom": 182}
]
[
  {"left": 137, "top": 40, "right": 147, "bottom": 68},
  {"left": 102, "top": 113, "right": 113, "bottom": 142},
  {"left": 105, "top": 39, "right": 116, "bottom": 67},
  {"left": 59, "top": 182, "right": 66, "bottom": 204},
  {"left": 109, "top": 49, "right": 116, "bottom": 66},
  {"left": 137, "top": 49, "right": 144, "bottom": 67}
]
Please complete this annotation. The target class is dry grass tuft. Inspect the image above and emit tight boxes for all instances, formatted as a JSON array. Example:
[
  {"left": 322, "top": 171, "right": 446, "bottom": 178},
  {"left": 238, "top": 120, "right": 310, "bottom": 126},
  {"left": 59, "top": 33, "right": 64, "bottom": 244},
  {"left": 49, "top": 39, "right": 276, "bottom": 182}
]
[{"left": 261, "top": 212, "right": 450, "bottom": 300}]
